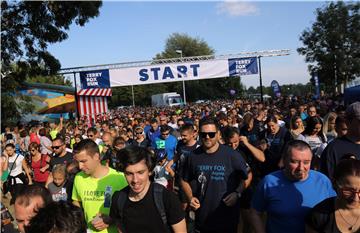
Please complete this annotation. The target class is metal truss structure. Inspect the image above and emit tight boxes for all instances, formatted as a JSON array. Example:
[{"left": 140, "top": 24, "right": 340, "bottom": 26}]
[{"left": 59, "top": 49, "right": 290, "bottom": 74}]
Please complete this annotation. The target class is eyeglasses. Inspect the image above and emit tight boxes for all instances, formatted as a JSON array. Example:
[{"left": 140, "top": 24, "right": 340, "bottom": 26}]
[
  {"left": 199, "top": 132, "right": 217, "bottom": 139},
  {"left": 51, "top": 145, "right": 64, "bottom": 150},
  {"left": 339, "top": 187, "right": 360, "bottom": 198}
]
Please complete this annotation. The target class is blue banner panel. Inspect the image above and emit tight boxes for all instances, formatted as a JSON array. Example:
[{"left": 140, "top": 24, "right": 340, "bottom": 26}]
[
  {"left": 80, "top": 69, "right": 110, "bottom": 89},
  {"left": 271, "top": 80, "right": 281, "bottom": 98},
  {"left": 228, "top": 57, "right": 258, "bottom": 76}
]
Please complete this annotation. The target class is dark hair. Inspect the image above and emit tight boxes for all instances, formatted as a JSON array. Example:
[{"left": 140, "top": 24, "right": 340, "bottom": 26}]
[
  {"left": 180, "top": 123, "right": 194, "bottom": 133},
  {"left": 290, "top": 115, "right": 302, "bottom": 130},
  {"left": 303, "top": 116, "right": 326, "bottom": 143},
  {"left": 160, "top": 125, "right": 171, "bottom": 133},
  {"left": 335, "top": 116, "right": 347, "bottom": 127},
  {"left": 72, "top": 139, "right": 99, "bottom": 157},
  {"left": 113, "top": 137, "right": 126, "bottom": 147},
  {"left": 333, "top": 159, "right": 360, "bottom": 186},
  {"left": 86, "top": 127, "right": 97, "bottom": 135},
  {"left": 25, "top": 201, "right": 86, "bottom": 233},
  {"left": 53, "top": 136, "right": 65, "bottom": 144},
  {"left": 150, "top": 118, "right": 158, "bottom": 124},
  {"left": 15, "top": 185, "right": 52, "bottom": 208},
  {"left": 5, "top": 143, "right": 15, "bottom": 149},
  {"left": 265, "top": 115, "right": 278, "bottom": 125},
  {"left": 20, "top": 129, "right": 28, "bottom": 138},
  {"left": 282, "top": 140, "right": 312, "bottom": 161},
  {"left": 38, "top": 128, "right": 46, "bottom": 137},
  {"left": 242, "top": 112, "right": 254, "bottom": 131},
  {"left": 223, "top": 127, "right": 240, "bottom": 144},
  {"left": 118, "top": 145, "right": 154, "bottom": 171},
  {"left": 199, "top": 117, "right": 219, "bottom": 132},
  {"left": 28, "top": 142, "right": 40, "bottom": 151}
]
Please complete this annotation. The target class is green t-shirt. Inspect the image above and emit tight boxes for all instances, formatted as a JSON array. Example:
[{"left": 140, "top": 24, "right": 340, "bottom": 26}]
[
  {"left": 72, "top": 168, "right": 128, "bottom": 233},
  {"left": 49, "top": 130, "right": 58, "bottom": 140}
]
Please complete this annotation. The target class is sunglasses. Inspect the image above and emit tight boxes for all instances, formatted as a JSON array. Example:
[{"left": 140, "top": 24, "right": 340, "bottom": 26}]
[
  {"left": 87, "top": 134, "right": 94, "bottom": 138},
  {"left": 135, "top": 131, "right": 143, "bottom": 135},
  {"left": 199, "top": 132, "right": 217, "bottom": 139},
  {"left": 51, "top": 145, "right": 64, "bottom": 150},
  {"left": 30, "top": 149, "right": 37, "bottom": 152},
  {"left": 162, "top": 133, "right": 169, "bottom": 136}
]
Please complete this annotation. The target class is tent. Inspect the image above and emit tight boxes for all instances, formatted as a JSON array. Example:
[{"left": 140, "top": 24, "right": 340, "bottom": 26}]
[{"left": 38, "top": 94, "right": 75, "bottom": 114}]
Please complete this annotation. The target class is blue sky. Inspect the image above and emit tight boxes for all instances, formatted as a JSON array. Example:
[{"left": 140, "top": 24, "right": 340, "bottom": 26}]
[{"left": 48, "top": 1, "right": 326, "bottom": 88}]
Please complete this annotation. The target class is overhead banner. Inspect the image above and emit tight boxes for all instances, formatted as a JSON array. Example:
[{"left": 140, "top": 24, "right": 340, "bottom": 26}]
[
  {"left": 271, "top": 80, "right": 281, "bottom": 98},
  {"left": 108, "top": 57, "right": 258, "bottom": 87},
  {"left": 80, "top": 69, "right": 110, "bottom": 89},
  {"left": 228, "top": 57, "right": 258, "bottom": 76}
]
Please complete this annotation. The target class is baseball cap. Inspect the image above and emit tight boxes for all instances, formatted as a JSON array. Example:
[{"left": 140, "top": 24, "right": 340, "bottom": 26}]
[
  {"left": 346, "top": 102, "right": 360, "bottom": 120},
  {"left": 155, "top": 149, "right": 167, "bottom": 162}
]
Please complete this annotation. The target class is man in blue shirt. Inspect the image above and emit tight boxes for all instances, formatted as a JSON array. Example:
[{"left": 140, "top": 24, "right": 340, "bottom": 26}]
[
  {"left": 152, "top": 125, "right": 177, "bottom": 161},
  {"left": 251, "top": 140, "right": 336, "bottom": 233}
]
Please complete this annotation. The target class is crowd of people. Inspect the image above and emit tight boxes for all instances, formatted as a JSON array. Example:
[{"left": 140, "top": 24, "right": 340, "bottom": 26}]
[{"left": 0, "top": 94, "right": 359, "bottom": 233}]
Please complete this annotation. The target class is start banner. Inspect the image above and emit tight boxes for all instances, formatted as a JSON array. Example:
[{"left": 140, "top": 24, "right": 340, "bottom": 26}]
[{"left": 108, "top": 57, "right": 258, "bottom": 87}]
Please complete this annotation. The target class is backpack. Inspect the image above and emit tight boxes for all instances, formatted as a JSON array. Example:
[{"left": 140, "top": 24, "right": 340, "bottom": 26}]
[{"left": 115, "top": 183, "right": 169, "bottom": 233}]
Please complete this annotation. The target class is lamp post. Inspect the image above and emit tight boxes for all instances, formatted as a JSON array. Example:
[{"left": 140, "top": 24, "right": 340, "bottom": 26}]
[{"left": 176, "top": 50, "right": 186, "bottom": 105}]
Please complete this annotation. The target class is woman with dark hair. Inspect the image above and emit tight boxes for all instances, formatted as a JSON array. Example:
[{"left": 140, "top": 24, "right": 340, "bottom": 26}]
[
  {"left": 307, "top": 159, "right": 360, "bottom": 233},
  {"left": 303, "top": 116, "right": 327, "bottom": 169},
  {"left": 240, "top": 112, "right": 262, "bottom": 145},
  {"left": 28, "top": 142, "right": 50, "bottom": 187},
  {"left": 289, "top": 115, "right": 305, "bottom": 140},
  {"left": 264, "top": 115, "right": 292, "bottom": 170}
]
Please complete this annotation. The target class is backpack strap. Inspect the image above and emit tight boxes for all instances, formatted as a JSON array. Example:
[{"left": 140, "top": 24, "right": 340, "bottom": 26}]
[
  {"left": 152, "top": 183, "right": 168, "bottom": 227},
  {"left": 116, "top": 188, "right": 129, "bottom": 232}
]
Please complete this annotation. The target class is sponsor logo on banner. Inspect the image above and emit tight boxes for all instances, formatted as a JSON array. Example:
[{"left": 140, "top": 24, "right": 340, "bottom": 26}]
[
  {"left": 80, "top": 69, "right": 110, "bottom": 89},
  {"left": 271, "top": 80, "right": 281, "bottom": 98},
  {"left": 228, "top": 57, "right": 258, "bottom": 76}
]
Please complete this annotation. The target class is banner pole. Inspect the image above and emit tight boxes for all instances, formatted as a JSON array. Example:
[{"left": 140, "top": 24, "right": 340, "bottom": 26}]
[
  {"left": 132, "top": 85, "right": 135, "bottom": 107},
  {"left": 258, "top": 56, "right": 264, "bottom": 102},
  {"left": 73, "top": 72, "right": 80, "bottom": 119}
]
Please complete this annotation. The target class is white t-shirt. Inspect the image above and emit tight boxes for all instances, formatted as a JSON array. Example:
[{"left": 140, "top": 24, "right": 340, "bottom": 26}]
[
  {"left": 8, "top": 154, "right": 25, "bottom": 184},
  {"left": 153, "top": 162, "right": 171, "bottom": 187}
]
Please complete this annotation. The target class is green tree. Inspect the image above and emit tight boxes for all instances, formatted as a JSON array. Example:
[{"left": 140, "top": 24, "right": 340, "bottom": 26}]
[
  {"left": 27, "top": 75, "right": 72, "bottom": 86},
  {"left": 1, "top": 1, "right": 102, "bottom": 125},
  {"left": 155, "top": 33, "right": 245, "bottom": 102},
  {"left": 298, "top": 2, "right": 360, "bottom": 93}
]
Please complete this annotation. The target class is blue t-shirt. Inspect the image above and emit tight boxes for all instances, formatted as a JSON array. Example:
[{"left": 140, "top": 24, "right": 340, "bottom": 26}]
[
  {"left": 152, "top": 135, "right": 178, "bottom": 161},
  {"left": 252, "top": 170, "right": 336, "bottom": 233}
]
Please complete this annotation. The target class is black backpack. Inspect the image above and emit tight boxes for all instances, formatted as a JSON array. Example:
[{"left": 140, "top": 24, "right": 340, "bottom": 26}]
[{"left": 115, "top": 183, "right": 170, "bottom": 233}]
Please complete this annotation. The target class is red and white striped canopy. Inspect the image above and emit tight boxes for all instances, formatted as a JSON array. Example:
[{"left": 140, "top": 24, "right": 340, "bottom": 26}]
[
  {"left": 77, "top": 96, "right": 108, "bottom": 122},
  {"left": 77, "top": 88, "right": 112, "bottom": 96}
]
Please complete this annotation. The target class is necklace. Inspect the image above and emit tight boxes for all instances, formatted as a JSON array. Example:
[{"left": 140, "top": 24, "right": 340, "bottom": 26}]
[{"left": 338, "top": 208, "right": 360, "bottom": 231}]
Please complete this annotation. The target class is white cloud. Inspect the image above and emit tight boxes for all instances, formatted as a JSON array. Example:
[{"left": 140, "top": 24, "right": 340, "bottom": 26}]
[{"left": 216, "top": 1, "right": 259, "bottom": 17}]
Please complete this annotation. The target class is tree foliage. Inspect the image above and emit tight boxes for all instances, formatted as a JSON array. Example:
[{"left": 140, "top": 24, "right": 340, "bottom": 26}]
[
  {"left": 109, "top": 33, "right": 245, "bottom": 107},
  {"left": 298, "top": 2, "right": 360, "bottom": 93},
  {"left": 1, "top": 1, "right": 102, "bottom": 125}
]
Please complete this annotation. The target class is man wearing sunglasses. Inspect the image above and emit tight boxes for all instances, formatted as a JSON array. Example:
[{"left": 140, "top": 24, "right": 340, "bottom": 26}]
[
  {"left": 152, "top": 125, "right": 177, "bottom": 162},
  {"left": 45, "top": 137, "right": 73, "bottom": 187},
  {"left": 181, "top": 117, "right": 248, "bottom": 233}
]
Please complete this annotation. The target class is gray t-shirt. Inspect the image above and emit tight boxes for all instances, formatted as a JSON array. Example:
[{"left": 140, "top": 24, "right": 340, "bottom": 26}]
[{"left": 48, "top": 182, "right": 68, "bottom": 202}]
